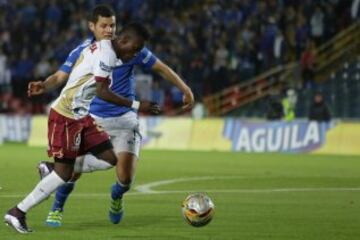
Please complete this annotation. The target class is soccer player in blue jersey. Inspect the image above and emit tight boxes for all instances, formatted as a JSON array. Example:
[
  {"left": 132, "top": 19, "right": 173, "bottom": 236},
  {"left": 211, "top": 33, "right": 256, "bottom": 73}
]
[{"left": 37, "top": 6, "right": 194, "bottom": 227}]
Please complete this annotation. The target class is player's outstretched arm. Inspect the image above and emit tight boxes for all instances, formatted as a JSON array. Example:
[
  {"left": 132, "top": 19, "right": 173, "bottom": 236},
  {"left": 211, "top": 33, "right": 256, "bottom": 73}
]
[
  {"left": 95, "top": 80, "right": 161, "bottom": 114},
  {"left": 152, "top": 59, "right": 195, "bottom": 110},
  {"left": 28, "top": 71, "right": 69, "bottom": 97}
]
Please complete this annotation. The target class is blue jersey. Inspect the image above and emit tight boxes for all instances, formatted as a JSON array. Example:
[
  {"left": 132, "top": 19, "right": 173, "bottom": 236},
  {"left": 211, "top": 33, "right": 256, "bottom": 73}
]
[
  {"left": 90, "top": 47, "right": 157, "bottom": 118},
  {"left": 59, "top": 37, "right": 95, "bottom": 74}
]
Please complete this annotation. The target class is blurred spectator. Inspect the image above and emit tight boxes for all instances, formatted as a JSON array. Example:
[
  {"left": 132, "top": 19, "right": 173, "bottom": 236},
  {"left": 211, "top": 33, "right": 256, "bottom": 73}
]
[
  {"left": 192, "top": 102, "right": 206, "bottom": 119},
  {"left": 0, "top": 0, "right": 357, "bottom": 114},
  {"left": 273, "top": 29, "right": 286, "bottom": 65},
  {"left": 0, "top": 47, "right": 11, "bottom": 94},
  {"left": 300, "top": 40, "right": 316, "bottom": 89},
  {"left": 170, "top": 85, "right": 183, "bottom": 108},
  {"left": 151, "top": 80, "right": 165, "bottom": 108},
  {"left": 266, "top": 93, "right": 284, "bottom": 120},
  {"left": 294, "top": 11, "right": 309, "bottom": 59},
  {"left": 352, "top": 0, "right": 360, "bottom": 19},
  {"left": 187, "top": 54, "right": 204, "bottom": 100},
  {"left": 46, "top": 0, "right": 62, "bottom": 24},
  {"left": 310, "top": 5, "right": 325, "bottom": 46},
  {"left": 212, "top": 41, "right": 230, "bottom": 92},
  {"left": 282, "top": 88, "right": 297, "bottom": 121},
  {"left": 308, "top": 92, "right": 331, "bottom": 122},
  {"left": 135, "top": 70, "right": 153, "bottom": 101},
  {"left": 34, "top": 56, "right": 51, "bottom": 79},
  {"left": 11, "top": 49, "right": 34, "bottom": 97}
]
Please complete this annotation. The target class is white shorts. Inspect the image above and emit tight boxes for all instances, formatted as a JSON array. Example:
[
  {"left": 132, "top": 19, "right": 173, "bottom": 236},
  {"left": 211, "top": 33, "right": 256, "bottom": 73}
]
[{"left": 91, "top": 111, "right": 142, "bottom": 158}]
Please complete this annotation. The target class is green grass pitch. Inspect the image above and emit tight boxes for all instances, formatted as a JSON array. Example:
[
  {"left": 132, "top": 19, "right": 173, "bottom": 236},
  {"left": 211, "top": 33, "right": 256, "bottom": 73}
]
[{"left": 0, "top": 144, "right": 360, "bottom": 240}]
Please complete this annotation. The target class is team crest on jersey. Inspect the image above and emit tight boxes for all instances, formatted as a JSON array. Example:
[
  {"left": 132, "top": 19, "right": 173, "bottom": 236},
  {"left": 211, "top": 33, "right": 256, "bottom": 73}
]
[
  {"left": 90, "top": 43, "right": 97, "bottom": 53},
  {"left": 72, "top": 132, "right": 82, "bottom": 151},
  {"left": 100, "top": 61, "right": 112, "bottom": 72}
]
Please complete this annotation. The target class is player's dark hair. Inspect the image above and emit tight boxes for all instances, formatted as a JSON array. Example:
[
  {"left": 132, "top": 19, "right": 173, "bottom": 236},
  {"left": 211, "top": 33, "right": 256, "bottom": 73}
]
[
  {"left": 119, "top": 22, "right": 150, "bottom": 42},
  {"left": 88, "top": 4, "right": 115, "bottom": 23}
]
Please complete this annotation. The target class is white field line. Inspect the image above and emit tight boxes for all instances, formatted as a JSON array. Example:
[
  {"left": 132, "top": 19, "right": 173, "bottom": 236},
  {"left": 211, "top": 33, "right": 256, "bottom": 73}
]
[
  {"left": 135, "top": 176, "right": 244, "bottom": 193},
  {"left": 1, "top": 188, "right": 360, "bottom": 199},
  {"left": 1, "top": 176, "right": 360, "bottom": 198}
]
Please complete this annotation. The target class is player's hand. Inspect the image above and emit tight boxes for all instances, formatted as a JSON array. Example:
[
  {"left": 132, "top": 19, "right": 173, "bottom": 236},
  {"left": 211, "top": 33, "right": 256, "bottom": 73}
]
[
  {"left": 28, "top": 81, "right": 45, "bottom": 97},
  {"left": 182, "top": 88, "right": 195, "bottom": 110},
  {"left": 139, "top": 101, "right": 161, "bottom": 115}
]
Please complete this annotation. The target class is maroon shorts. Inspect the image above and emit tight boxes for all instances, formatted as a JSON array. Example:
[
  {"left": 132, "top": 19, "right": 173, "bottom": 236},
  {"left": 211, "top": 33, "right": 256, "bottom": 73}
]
[{"left": 47, "top": 109, "right": 111, "bottom": 159}]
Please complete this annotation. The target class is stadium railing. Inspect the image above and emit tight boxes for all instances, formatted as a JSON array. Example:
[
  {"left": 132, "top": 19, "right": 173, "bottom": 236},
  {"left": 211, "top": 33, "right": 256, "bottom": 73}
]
[
  {"left": 203, "top": 21, "right": 360, "bottom": 116},
  {"left": 314, "top": 20, "right": 360, "bottom": 82},
  {"left": 203, "top": 63, "right": 297, "bottom": 116}
]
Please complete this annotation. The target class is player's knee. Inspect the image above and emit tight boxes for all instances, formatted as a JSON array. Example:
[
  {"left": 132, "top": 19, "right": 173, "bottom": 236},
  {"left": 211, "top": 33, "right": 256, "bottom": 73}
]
[
  {"left": 70, "top": 172, "right": 82, "bottom": 181},
  {"left": 103, "top": 153, "right": 117, "bottom": 166},
  {"left": 55, "top": 169, "right": 73, "bottom": 182},
  {"left": 98, "top": 150, "right": 118, "bottom": 166},
  {"left": 54, "top": 159, "right": 75, "bottom": 182},
  {"left": 90, "top": 140, "right": 117, "bottom": 165}
]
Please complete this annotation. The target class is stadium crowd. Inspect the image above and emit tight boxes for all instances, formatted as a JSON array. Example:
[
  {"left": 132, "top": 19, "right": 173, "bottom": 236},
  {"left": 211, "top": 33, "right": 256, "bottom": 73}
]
[{"left": 0, "top": 0, "right": 358, "bottom": 114}]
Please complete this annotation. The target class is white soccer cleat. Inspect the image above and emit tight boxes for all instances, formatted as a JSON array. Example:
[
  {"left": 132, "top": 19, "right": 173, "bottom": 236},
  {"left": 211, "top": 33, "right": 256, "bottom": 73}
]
[{"left": 4, "top": 212, "right": 32, "bottom": 234}]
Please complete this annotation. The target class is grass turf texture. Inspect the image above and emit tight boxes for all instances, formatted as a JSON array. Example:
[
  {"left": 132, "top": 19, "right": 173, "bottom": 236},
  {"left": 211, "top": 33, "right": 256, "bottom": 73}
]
[{"left": 0, "top": 144, "right": 359, "bottom": 239}]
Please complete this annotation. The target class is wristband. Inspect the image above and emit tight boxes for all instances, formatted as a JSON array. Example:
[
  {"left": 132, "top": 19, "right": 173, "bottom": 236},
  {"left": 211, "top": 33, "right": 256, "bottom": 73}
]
[{"left": 131, "top": 100, "right": 140, "bottom": 110}]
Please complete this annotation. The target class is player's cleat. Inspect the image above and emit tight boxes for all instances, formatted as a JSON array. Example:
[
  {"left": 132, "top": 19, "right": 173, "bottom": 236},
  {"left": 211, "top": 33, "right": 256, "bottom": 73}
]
[
  {"left": 4, "top": 208, "right": 32, "bottom": 234},
  {"left": 37, "top": 161, "right": 53, "bottom": 179},
  {"left": 45, "top": 209, "right": 63, "bottom": 227},
  {"left": 109, "top": 197, "right": 124, "bottom": 224}
]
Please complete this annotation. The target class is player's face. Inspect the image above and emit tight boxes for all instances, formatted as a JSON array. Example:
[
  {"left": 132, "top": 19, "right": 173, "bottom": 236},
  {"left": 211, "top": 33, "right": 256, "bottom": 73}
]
[
  {"left": 115, "top": 32, "right": 143, "bottom": 62},
  {"left": 89, "top": 16, "right": 116, "bottom": 40}
]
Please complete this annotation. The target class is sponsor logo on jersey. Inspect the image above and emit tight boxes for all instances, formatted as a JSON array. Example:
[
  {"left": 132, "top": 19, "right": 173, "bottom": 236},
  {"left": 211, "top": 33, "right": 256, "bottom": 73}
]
[
  {"left": 142, "top": 51, "right": 152, "bottom": 64},
  {"left": 64, "top": 61, "right": 73, "bottom": 67},
  {"left": 100, "top": 61, "right": 112, "bottom": 72}
]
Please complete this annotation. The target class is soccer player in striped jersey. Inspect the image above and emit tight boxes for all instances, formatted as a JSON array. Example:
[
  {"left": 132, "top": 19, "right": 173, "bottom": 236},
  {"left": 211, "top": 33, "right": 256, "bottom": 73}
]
[{"left": 4, "top": 19, "right": 160, "bottom": 234}]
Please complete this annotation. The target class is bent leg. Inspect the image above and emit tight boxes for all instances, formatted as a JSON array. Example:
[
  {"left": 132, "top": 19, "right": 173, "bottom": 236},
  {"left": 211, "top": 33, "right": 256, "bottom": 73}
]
[
  {"left": 74, "top": 154, "right": 113, "bottom": 173},
  {"left": 16, "top": 159, "right": 73, "bottom": 214},
  {"left": 43, "top": 160, "right": 75, "bottom": 227},
  {"left": 90, "top": 139, "right": 117, "bottom": 166}
]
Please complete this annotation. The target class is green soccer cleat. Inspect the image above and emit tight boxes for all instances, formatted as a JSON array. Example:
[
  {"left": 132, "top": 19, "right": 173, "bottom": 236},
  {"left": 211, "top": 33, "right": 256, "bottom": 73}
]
[
  {"left": 45, "top": 210, "right": 63, "bottom": 227},
  {"left": 109, "top": 197, "right": 124, "bottom": 224}
]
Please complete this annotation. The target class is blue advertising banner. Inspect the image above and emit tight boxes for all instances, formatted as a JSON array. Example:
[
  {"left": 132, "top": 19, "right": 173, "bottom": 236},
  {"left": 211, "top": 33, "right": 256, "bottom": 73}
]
[{"left": 223, "top": 119, "right": 330, "bottom": 153}]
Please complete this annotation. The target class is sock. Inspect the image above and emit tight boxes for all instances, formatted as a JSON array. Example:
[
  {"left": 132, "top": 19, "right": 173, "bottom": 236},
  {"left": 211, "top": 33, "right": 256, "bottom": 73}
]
[
  {"left": 111, "top": 181, "right": 130, "bottom": 200},
  {"left": 74, "top": 154, "right": 113, "bottom": 173},
  {"left": 17, "top": 171, "right": 65, "bottom": 213},
  {"left": 51, "top": 182, "right": 75, "bottom": 211}
]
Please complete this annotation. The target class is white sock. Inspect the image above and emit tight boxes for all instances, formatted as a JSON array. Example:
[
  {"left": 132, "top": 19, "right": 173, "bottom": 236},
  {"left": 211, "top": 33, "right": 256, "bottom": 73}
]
[
  {"left": 17, "top": 171, "right": 65, "bottom": 212},
  {"left": 74, "top": 154, "right": 113, "bottom": 173}
]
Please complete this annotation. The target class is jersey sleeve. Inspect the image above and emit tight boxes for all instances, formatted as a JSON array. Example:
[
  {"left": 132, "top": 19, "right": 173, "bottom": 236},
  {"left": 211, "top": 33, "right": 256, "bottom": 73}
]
[
  {"left": 137, "top": 47, "right": 157, "bottom": 70},
  {"left": 93, "top": 48, "right": 119, "bottom": 82},
  {"left": 59, "top": 50, "right": 81, "bottom": 74},
  {"left": 59, "top": 38, "right": 93, "bottom": 73}
]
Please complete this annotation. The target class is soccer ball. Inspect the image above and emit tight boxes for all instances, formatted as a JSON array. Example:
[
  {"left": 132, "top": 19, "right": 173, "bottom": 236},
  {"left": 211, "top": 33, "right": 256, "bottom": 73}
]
[{"left": 181, "top": 192, "right": 215, "bottom": 227}]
